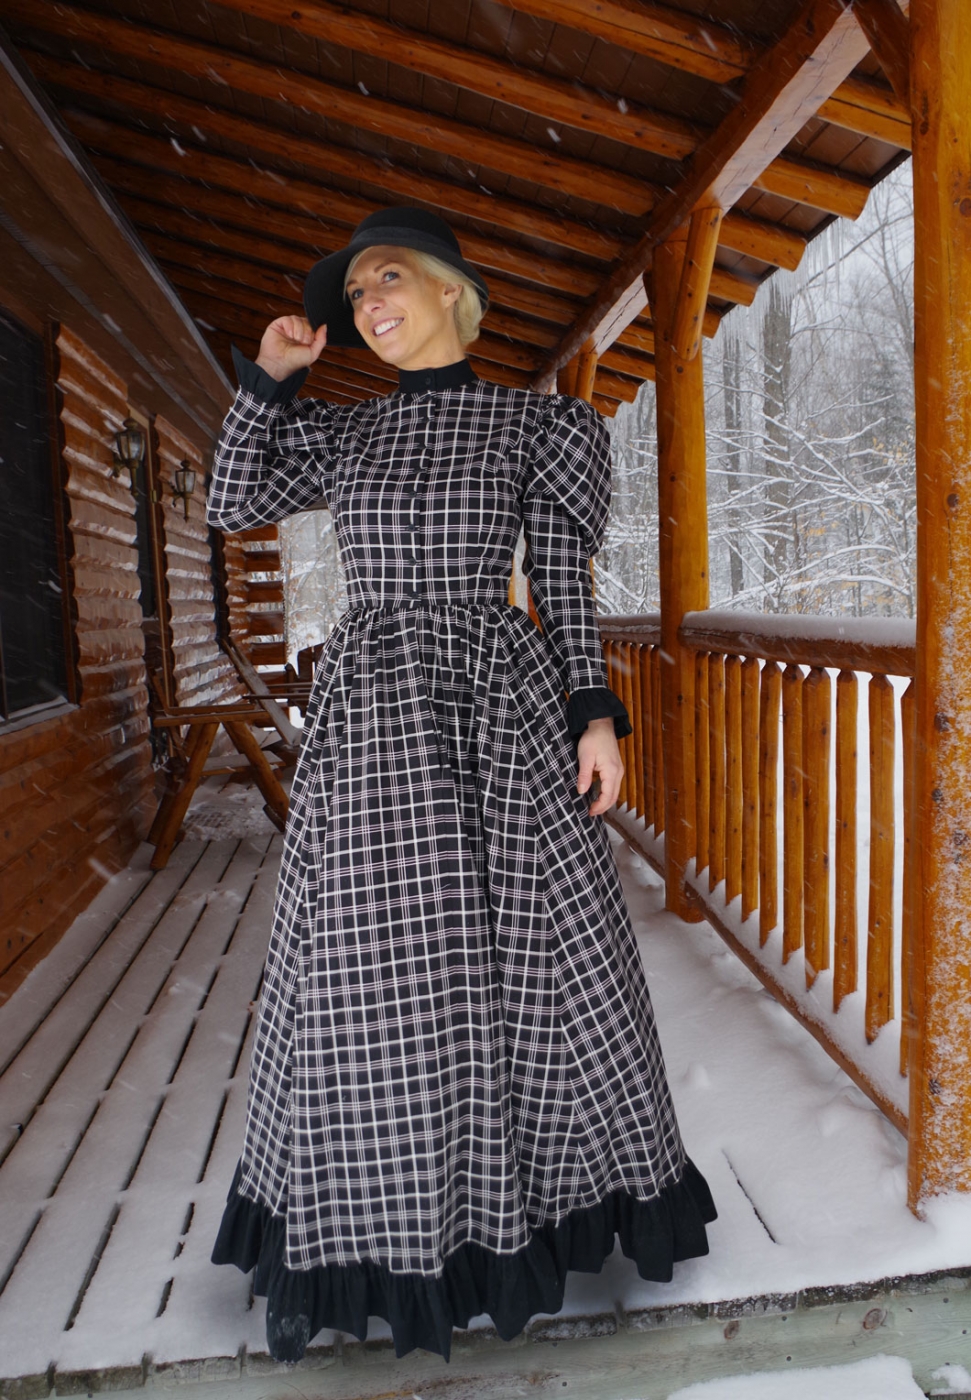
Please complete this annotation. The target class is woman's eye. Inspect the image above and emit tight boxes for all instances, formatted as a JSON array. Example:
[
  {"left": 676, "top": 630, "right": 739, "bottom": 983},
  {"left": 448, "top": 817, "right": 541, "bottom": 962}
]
[
  {"left": 349, "top": 287, "right": 362, "bottom": 301},
  {"left": 382, "top": 269, "right": 399, "bottom": 282}
]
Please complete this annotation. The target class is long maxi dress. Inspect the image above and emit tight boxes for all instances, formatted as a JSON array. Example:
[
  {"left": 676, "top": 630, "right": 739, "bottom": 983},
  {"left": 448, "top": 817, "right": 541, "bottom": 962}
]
[{"left": 208, "top": 351, "right": 716, "bottom": 1362}]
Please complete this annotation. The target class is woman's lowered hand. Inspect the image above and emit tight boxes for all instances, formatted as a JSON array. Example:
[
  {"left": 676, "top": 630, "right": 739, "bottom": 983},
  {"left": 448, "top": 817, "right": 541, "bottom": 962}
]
[
  {"left": 256, "top": 315, "right": 327, "bottom": 382},
  {"left": 576, "top": 717, "right": 624, "bottom": 816}
]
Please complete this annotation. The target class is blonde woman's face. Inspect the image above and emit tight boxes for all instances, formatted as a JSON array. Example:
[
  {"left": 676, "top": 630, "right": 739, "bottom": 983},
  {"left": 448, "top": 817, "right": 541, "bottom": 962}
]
[{"left": 346, "top": 246, "right": 464, "bottom": 371}]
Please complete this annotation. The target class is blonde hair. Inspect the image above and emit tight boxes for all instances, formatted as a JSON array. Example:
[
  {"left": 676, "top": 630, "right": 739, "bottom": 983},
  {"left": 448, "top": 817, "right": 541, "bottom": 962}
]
[{"left": 344, "top": 247, "right": 484, "bottom": 348}]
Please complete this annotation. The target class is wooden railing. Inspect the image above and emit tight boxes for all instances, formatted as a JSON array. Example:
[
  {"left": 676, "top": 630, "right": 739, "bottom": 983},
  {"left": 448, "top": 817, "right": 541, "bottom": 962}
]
[{"left": 600, "top": 611, "right": 918, "bottom": 1135}]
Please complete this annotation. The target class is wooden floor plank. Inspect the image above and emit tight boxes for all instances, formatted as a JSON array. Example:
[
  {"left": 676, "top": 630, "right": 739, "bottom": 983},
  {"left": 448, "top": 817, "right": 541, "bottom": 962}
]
[
  {"left": 0, "top": 840, "right": 210, "bottom": 1160},
  {"left": 0, "top": 845, "right": 154, "bottom": 1026},
  {"left": 56, "top": 840, "right": 280, "bottom": 1373},
  {"left": 0, "top": 841, "right": 240, "bottom": 1280},
  {"left": 0, "top": 839, "right": 270, "bottom": 1378}
]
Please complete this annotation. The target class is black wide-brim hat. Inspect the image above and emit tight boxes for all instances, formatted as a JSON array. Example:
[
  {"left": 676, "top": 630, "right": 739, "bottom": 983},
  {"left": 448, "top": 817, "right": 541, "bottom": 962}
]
[{"left": 303, "top": 206, "right": 490, "bottom": 348}]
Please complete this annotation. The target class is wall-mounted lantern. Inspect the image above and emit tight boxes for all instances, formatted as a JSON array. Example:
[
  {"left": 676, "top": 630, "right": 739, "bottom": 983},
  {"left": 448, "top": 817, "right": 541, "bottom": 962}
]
[
  {"left": 112, "top": 417, "right": 147, "bottom": 486},
  {"left": 172, "top": 460, "right": 197, "bottom": 520}
]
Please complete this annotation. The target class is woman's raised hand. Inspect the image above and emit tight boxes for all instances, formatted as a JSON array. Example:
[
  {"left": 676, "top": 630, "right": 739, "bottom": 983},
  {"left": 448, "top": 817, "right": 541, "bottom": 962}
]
[{"left": 255, "top": 315, "right": 328, "bottom": 382}]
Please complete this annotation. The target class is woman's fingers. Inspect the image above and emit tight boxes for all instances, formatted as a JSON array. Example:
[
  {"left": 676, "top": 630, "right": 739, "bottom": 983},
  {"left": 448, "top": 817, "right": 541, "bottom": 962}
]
[
  {"left": 576, "top": 729, "right": 624, "bottom": 816},
  {"left": 257, "top": 316, "right": 328, "bottom": 380}
]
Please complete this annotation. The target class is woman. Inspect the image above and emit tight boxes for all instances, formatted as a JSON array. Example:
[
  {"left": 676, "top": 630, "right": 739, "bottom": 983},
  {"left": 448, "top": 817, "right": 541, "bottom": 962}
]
[{"left": 208, "top": 206, "right": 715, "bottom": 1363}]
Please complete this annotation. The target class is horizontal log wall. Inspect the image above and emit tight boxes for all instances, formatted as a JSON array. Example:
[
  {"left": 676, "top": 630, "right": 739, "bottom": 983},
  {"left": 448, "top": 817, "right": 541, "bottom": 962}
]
[
  {"left": 0, "top": 327, "right": 154, "bottom": 988},
  {"left": 154, "top": 415, "right": 242, "bottom": 706}
]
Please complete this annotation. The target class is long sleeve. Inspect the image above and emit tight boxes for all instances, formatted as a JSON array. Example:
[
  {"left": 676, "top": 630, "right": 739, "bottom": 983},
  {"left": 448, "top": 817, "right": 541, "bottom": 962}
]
[
  {"left": 521, "top": 395, "right": 631, "bottom": 740},
  {"left": 206, "top": 345, "right": 340, "bottom": 533}
]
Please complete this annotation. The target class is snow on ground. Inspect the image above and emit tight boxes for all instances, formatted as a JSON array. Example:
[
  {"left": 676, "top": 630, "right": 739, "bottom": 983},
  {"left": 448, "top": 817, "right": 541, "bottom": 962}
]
[
  {"left": 573, "top": 825, "right": 971, "bottom": 1320},
  {"left": 665, "top": 1352, "right": 924, "bottom": 1399}
]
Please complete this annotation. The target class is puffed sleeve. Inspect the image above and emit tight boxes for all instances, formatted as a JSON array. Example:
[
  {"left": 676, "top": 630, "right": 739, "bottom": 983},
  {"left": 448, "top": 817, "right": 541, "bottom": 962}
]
[
  {"left": 521, "top": 394, "right": 632, "bottom": 739},
  {"left": 206, "top": 345, "right": 340, "bottom": 532}
]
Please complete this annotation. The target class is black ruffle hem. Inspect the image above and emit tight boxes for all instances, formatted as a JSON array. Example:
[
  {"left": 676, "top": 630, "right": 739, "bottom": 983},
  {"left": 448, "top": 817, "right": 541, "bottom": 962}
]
[{"left": 211, "top": 1160, "right": 716, "bottom": 1362}]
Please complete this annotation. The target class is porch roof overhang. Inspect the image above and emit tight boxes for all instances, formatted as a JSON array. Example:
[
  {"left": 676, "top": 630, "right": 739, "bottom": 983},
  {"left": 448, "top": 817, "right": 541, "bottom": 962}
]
[{"left": 0, "top": 0, "right": 912, "bottom": 415}]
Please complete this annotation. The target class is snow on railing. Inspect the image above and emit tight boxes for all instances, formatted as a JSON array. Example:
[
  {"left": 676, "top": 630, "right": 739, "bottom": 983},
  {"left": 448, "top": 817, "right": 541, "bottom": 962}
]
[{"left": 599, "top": 610, "right": 917, "bottom": 1135}]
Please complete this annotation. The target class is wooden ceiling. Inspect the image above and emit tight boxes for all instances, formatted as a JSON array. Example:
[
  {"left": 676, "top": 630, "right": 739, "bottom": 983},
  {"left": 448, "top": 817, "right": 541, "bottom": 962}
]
[{"left": 0, "top": 0, "right": 911, "bottom": 414}]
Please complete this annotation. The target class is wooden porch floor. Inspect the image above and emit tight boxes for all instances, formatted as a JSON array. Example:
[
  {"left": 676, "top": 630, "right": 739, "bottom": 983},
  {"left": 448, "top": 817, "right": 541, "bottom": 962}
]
[{"left": 2, "top": 793, "right": 971, "bottom": 1399}]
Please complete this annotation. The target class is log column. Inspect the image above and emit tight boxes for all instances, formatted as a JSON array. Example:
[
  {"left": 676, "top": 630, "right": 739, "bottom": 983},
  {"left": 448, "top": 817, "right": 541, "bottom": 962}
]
[
  {"left": 650, "top": 234, "right": 710, "bottom": 919},
  {"left": 908, "top": 0, "right": 971, "bottom": 1208}
]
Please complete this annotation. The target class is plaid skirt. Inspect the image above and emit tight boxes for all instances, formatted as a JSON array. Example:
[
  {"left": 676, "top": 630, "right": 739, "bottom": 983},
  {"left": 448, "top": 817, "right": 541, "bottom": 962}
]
[{"left": 212, "top": 595, "right": 715, "bottom": 1359}]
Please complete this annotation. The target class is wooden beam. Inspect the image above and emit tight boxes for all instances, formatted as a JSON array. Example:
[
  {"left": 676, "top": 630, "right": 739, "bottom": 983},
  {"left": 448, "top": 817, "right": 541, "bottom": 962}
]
[
  {"left": 34, "top": 49, "right": 809, "bottom": 274},
  {"left": 71, "top": 117, "right": 596, "bottom": 297},
  {"left": 534, "top": 0, "right": 881, "bottom": 383},
  {"left": 210, "top": 0, "right": 700, "bottom": 162},
  {"left": 672, "top": 207, "right": 724, "bottom": 360},
  {"left": 852, "top": 0, "right": 911, "bottom": 104},
  {"left": 488, "top": 0, "right": 910, "bottom": 147},
  {"left": 652, "top": 244, "right": 709, "bottom": 921},
  {"left": 31, "top": 51, "right": 625, "bottom": 265},
  {"left": 28, "top": 18, "right": 871, "bottom": 239},
  {"left": 907, "top": 0, "right": 971, "bottom": 1210},
  {"left": 7, "top": 0, "right": 653, "bottom": 215}
]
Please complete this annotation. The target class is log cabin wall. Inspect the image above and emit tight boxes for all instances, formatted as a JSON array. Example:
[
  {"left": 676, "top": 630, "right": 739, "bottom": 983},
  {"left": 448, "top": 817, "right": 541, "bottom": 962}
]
[
  {"left": 1, "top": 326, "right": 154, "bottom": 985},
  {"left": 153, "top": 414, "right": 242, "bottom": 708}
]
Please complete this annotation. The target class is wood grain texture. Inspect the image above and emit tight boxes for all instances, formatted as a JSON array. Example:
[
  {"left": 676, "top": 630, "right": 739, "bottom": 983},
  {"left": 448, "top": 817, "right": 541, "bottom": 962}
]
[
  {"left": 834, "top": 670, "right": 859, "bottom": 1010},
  {"left": 782, "top": 664, "right": 805, "bottom": 964},
  {"left": 708, "top": 654, "right": 726, "bottom": 895},
  {"left": 866, "top": 673, "right": 895, "bottom": 1041},
  {"left": 802, "top": 667, "right": 831, "bottom": 988},
  {"left": 908, "top": 0, "right": 971, "bottom": 1207},
  {"left": 724, "top": 655, "right": 743, "bottom": 908},
  {"left": 758, "top": 661, "right": 781, "bottom": 946},
  {"left": 741, "top": 655, "right": 760, "bottom": 923}
]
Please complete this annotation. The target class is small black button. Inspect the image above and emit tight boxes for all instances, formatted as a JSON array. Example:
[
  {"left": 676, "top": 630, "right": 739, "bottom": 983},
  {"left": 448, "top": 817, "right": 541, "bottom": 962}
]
[{"left": 423, "top": 374, "right": 432, "bottom": 386}]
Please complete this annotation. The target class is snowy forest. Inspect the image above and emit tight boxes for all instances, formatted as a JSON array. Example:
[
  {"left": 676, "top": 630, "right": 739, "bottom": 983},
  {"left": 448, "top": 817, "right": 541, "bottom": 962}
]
[
  {"left": 600, "top": 159, "right": 915, "bottom": 620},
  {"left": 280, "top": 160, "right": 916, "bottom": 661}
]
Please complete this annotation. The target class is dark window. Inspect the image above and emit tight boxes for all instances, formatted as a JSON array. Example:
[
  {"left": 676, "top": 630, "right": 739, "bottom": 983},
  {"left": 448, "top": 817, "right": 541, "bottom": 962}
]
[{"left": 0, "top": 311, "right": 69, "bottom": 720}]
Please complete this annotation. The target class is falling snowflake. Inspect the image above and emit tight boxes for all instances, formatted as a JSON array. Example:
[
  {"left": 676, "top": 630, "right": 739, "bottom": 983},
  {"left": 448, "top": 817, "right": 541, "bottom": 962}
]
[
  {"left": 170, "top": 137, "right": 186, "bottom": 156},
  {"left": 358, "top": 81, "right": 369, "bottom": 95},
  {"left": 546, "top": 127, "right": 561, "bottom": 144},
  {"left": 617, "top": 97, "right": 628, "bottom": 113}
]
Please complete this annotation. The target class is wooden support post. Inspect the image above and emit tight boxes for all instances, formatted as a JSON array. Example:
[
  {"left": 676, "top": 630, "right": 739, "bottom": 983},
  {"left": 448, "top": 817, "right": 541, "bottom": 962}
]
[
  {"left": 651, "top": 238, "right": 710, "bottom": 919},
  {"left": 672, "top": 206, "right": 724, "bottom": 362},
  {"left": 575, "top": 338, "right": 599, "bottom": 401},
  {"left": 909, "top": 0, "right": 971, "bottom": 1208}
]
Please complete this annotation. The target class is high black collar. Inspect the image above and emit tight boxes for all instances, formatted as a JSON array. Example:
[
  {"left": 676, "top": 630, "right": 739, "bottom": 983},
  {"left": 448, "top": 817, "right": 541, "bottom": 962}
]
[{"left": 397, "top": 359, "right": 477, "bottom": 393}]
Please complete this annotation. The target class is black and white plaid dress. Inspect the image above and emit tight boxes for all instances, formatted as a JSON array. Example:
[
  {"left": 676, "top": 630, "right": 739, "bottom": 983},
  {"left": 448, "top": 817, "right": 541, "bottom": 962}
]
[{"left": 208, "top": 353, "right": 715, "bottom": 1362}]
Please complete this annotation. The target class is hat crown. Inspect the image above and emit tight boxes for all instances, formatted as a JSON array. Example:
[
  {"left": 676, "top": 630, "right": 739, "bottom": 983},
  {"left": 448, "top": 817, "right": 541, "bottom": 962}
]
[{"left": 348, "top": 206, "right": 462, "bottom": 257}]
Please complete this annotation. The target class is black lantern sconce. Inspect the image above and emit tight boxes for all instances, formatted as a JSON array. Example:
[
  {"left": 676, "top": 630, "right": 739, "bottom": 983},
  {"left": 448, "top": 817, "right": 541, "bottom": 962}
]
[
  {"left": 172, "top": 460, "right": 197, "bottom": 520},
  {"left": 112, "top": 417, "right": 147, "bottom": 485}
]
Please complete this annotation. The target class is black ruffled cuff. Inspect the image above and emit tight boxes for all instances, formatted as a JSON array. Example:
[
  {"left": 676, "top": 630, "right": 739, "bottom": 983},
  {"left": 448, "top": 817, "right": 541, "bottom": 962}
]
[
  {"left": 567, "top": 686, "right": 632, "bottom": 740},
  {"left": 231, "top": 343, "right": 309, "bottom": 405}
]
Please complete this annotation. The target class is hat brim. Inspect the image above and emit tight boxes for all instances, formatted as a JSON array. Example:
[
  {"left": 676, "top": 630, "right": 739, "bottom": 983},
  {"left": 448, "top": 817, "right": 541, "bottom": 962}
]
[{"left": 303, "top": 228, "right": 489, "bottom": 348}]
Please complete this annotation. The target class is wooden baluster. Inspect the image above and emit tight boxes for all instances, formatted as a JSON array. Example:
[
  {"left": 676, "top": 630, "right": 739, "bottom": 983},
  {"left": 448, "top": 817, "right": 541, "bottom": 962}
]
[
  {"left": 708, "top": 654, "right": 726, "bottom": 893},
  {"left": 759, "top": 661, "right": 781, "bottom": 946},
  {"left": 652, "top": 646, "right": 665, "bottom": 836},
  {"left": 725, "top": 655, "right": 743, "bottom": 906},
  {"left": 695, "top": 651, "right": 710, "bottom": 878},
  {"left": 802, "top": 667, "right": 831, "bottom": 988},
  {"left": 624, "top": 644, "right": 638, "bottom": 812},
  {"left": 629, "top": 642, "right": 643, "bottom": 817},
  {"left": 741, "top": 655, "right": 760, "bottom": 922},
  {"left": 834, "top": 669, "right": 859, "bottom": 1010},
  {"left": 782, "top": 663, "right": 804, "bottom": 963},
  {"left": 641, "top": 645, "right": 655, "bottom": 831},
  {"left": 867, "top": 673, "right": 896, "bottom": 1041},
  {"left": 901, "top": 678, "right": 916, "bottom": 1077}
]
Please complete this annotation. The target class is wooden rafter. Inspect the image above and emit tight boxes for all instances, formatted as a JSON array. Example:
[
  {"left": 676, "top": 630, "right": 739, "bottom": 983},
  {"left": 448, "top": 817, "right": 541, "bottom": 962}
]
[
  {"left": 12, "top": 2, "right": 876, "bottom": 223},
  {"left": 32, "top": 47, "right": 809, "bottom": 273},
  {"left": 488, "top": 0, "right": 910, "bottom": 147},
  {"left": 68, "top": 110, "right": 762, "bottom": 317},
  {"left": 534, "top": 0, "right": 885, "bottom": 385},
  {"left": 852, "top": 0, "right": 911, "bottom": 104}
]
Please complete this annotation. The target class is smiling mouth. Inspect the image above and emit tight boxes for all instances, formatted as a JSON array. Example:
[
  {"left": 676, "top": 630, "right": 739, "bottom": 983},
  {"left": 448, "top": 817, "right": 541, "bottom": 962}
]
[{"left": 372, "top": 318, "right": 403, "bottom": 337}]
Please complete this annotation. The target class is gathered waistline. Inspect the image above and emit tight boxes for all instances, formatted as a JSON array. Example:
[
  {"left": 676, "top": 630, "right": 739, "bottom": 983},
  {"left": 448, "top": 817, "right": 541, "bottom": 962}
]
[{"left": 344, "top": 598, "right": 513, "bottom": 615}]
